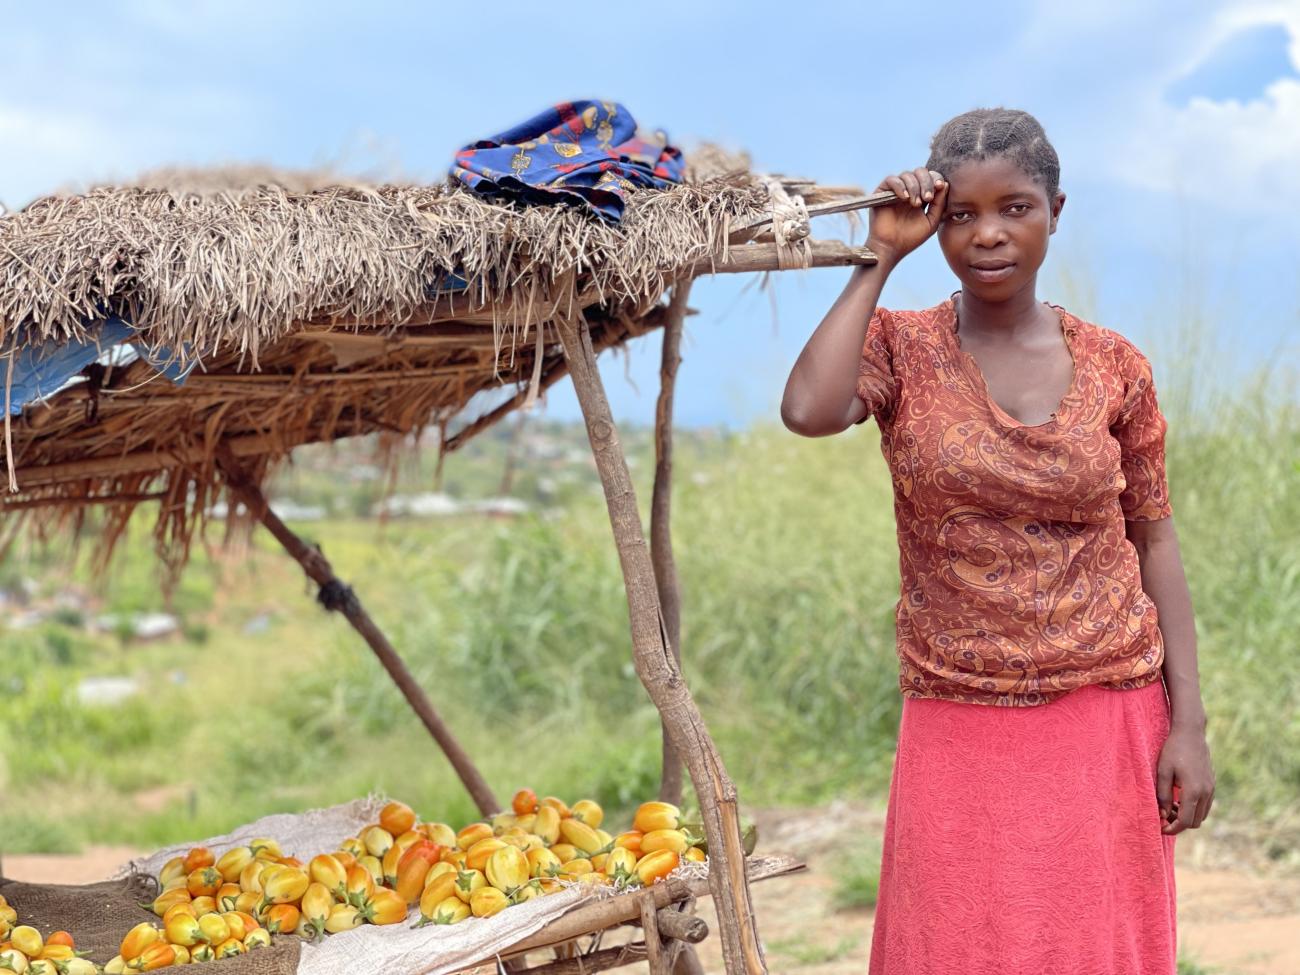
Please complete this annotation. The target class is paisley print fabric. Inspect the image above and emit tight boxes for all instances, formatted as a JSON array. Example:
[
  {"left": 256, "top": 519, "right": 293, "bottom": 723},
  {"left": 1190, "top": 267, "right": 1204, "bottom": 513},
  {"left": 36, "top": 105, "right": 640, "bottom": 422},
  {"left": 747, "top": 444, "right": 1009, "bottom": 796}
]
[
  {"left": 868, "top": 677, "right": 1178, "bottom": 973},
  {"left": 856, "top": 296, "right": 1173, "bottom": 707}
]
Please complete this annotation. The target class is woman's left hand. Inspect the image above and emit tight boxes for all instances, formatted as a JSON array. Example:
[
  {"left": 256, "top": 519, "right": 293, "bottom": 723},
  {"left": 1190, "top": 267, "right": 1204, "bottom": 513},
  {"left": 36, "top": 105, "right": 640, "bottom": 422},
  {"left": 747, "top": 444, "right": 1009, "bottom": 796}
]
[{"left": 1156, "top": 726, "right": 1215, "bottom": 834}]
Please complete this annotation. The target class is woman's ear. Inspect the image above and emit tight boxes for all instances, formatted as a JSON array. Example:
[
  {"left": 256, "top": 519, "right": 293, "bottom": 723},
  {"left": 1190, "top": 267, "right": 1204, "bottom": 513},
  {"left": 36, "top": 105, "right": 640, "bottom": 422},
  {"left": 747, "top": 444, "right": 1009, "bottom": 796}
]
[{"left": 1049, "top": 191, "right": 1066, "bottom": 235}]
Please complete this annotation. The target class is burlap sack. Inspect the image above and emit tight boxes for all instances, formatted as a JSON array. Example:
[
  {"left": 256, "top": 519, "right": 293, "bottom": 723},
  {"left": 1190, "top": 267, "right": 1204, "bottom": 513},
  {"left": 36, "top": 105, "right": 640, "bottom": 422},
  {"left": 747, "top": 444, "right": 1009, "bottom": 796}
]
[{"left": 0, "top": 873, "right": 300, "bottom": 974}]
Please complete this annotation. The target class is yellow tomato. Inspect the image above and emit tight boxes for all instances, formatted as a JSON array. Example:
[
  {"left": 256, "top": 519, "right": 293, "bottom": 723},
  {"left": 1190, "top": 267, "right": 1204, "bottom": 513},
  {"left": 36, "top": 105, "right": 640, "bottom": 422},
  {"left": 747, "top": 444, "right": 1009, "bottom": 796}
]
[
  {"left": 526, "top": 847, "right": 563, "bottom": 879},
  {"left": 453, "top": 869, "right": 486, "bottom": 904},
  {"left": 243, "top": 928, "right": 272, "bottom": 950},
  {"left": 11, "top": 925, "right": 43, "bottom": 957},
  {"left": 421, "top": 823, "right": 457, "bottom": 849},
  {"left": 215, "top": 846, "right": 253, "bottom": 883},
  {"left": 363, "top": 888, "right": 408, "bottom": 926},
  {"left": 558, "top": 820, "right": 604, "bottom": 857},
  {"left": 143, "top": 886, "right": 192, "bottom": 917},
  {"left": 309, "top": 853, "right": 347, "bottom": 898},
  {"left": 465, "top": 838, "right": 508, "bottom": 874},
  {"left": 640, "top": 829, "right": 689, "bottom": 855},
  {"left": 361, "top": 825, "right": 394, "bottom": 859},
  {"left": 324, "top": 904, "right": 363, "bottom": 934},
  {"left": 417, "top": 872, "right": 459, "bottom": 926},
  {"left": 532, "top": 806, "right": 561, "bottom": 845},
  {"left": 300, "top": 883, "right": 333, "bottom": 941},
  {"left": 197, "top": 912, "right": 230, "bottom": 946},
  {"left": 485, "top": 846, "right": 530, "bottom": 894},
  {"left": 633, "top": 801, "right": 681, "bottom": 834},
  {"left": 158, "top": 857, "right": 187, "bottom": 887},
  {"left": 429, "top": 897, "right": 470, "bottom": 925},
  {"left": 569, "top": 799, "right": 603, "bottom": 828},
  {"left": 262, "top": 867, "right": 309, "bottom": 905},
  {"left": 247, "top": 837, "right": 282, "bottom": 860},
  {"left": 469, "top": 887, "right": 509, "bottom": 918},
  {"left": 119, "top": 922, "right": 160, "bottom": 962},
  {"left": 164, "top": 913, "right": 204, "bottom": 947}
]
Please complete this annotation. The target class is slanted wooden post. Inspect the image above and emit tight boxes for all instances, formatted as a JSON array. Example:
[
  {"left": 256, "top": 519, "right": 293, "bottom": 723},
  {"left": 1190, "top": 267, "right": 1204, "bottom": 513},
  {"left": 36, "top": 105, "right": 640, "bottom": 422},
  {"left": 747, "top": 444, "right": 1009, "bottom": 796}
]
[
  {"left": 554, "top": 309, "right": 767, "bottom": 975},
  {"left": 216, "top": 446, "right": 501, "bottom": 818},
  {"left": 651, "top": 281, "right": 691, "bottom": 808}
]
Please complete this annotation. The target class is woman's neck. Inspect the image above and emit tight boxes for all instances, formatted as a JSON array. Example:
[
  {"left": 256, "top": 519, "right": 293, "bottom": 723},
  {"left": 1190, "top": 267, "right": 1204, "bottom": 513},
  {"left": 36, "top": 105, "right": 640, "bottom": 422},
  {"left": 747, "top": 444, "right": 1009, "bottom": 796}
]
[{"left": 955, "top": 282, "right": 1049, "bottom": 342}]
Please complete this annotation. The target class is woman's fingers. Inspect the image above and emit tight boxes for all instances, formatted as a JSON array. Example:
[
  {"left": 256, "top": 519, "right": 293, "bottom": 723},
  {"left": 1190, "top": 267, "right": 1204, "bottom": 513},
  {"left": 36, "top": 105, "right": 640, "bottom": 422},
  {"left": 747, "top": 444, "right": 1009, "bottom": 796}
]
[{"left": 900, "top": 171, "right": 921, "bottom": 205}]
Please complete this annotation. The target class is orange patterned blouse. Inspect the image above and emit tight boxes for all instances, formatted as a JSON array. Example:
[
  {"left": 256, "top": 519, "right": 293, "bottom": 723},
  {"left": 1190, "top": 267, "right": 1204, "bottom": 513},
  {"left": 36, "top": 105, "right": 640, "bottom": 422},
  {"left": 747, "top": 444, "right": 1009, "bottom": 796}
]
[{"left": 855, "top": 294, "right": 1173, "bottom": 707}]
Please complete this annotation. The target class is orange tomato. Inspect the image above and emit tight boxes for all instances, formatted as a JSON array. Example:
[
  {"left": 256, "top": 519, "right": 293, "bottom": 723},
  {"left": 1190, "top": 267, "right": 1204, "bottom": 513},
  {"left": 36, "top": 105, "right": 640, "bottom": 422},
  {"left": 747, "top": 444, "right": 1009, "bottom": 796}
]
[
  {"left": 183, "top": 847, "right": 215, "bottom": 874},
  {"left": 511, "top": 788, "right": 539, "bottom": 816},
  {"left": 264, "top": 904, "right": 300, "bottom": 935},
  {"left": 614, "top": 831, "right": 644, "bottom": 856},
  {"left": 455, "top": 822, "right": 493, "bottom": 851},
  {"left": 362, "top": 888, "right": 408, "bottom": 926},
  {"left": 465, "top": 838, "right": 509, "bottom": 874},
  {"left": 186, "top": 867, "right": 222, "bottom": 898},
  {"left": 634, "top": 849, "right": 680, "bottom": 886},
  {"left": 395, "top": 841, "right": 444, "bottom": 905},
  {"left": 45, "top": 932, "right": 74, "bottom": 950},
  {"left": 633, "top": 801, "right": 681, "bottom": 834},
  {"left": 379, "top": 801, "right": 416, "bottom": 837},
  {"left": 135, "top": 943, "right": 177, "bottom": 971}
]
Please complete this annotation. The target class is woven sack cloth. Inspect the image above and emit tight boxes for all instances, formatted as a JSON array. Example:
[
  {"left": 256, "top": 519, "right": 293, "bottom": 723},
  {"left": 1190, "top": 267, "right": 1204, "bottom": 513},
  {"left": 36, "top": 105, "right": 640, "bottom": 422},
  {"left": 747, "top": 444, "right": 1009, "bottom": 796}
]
[{"left": 0, "top": 873, "right": 300, "bottom": 974}]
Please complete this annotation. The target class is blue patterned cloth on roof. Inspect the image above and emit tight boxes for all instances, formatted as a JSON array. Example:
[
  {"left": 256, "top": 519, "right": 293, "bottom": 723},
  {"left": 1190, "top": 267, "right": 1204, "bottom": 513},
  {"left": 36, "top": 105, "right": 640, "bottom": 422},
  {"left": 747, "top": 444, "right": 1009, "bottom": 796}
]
[{"left": 450, "top": 100, "right": 684, "bottom": 222}]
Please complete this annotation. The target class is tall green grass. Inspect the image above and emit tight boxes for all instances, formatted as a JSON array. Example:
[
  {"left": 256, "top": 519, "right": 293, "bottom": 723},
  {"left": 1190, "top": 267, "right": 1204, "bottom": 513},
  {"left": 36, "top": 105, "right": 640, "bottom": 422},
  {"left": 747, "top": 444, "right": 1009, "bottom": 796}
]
[{"left": 0, "top": 302, "right": 1295, "bottom": 854}]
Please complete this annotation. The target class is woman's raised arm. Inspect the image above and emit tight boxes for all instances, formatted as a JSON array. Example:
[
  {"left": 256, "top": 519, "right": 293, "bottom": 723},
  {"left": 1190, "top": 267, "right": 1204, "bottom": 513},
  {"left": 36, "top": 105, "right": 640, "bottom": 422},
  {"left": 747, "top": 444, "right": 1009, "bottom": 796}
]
[{"left": 781, "top": 167, "right": 947, "bottom": 437}]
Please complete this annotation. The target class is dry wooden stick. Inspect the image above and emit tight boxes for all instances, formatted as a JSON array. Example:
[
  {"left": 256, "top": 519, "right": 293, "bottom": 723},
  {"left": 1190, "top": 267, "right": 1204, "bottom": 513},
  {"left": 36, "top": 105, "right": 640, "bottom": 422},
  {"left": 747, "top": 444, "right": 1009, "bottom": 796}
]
[
  {"left": 690, "top": 239, "right": 877, "bottom": 276},
  {"left": 492, "top": 856, "right": 804, "bottom": 962},
  {"left": 554, "top": 308, "right": 769, "bottom": 975},
  {"left": 651, "top": 281, "right": 690, "bottom": 808},
  {"left": 215, "top": 445, "right": 501, "bottom": 817},
  {"left": 732, "top": 189, "right": 900, "bottom": 232},
  {"left": 639, "top": 892, "right": 669, "bottom": 974}
]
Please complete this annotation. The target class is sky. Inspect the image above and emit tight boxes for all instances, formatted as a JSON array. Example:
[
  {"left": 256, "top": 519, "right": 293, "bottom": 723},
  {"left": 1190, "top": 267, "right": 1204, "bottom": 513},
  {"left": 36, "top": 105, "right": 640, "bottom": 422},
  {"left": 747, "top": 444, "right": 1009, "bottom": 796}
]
[{"left": 2, "top": 0, "right": 1297, "bottom": 429}]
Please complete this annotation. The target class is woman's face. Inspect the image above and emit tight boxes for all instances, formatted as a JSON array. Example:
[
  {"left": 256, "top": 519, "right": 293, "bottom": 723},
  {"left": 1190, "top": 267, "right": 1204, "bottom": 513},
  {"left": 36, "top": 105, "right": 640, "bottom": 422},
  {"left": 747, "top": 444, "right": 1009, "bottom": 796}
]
[{"left": 936, "top": 156, "right": 1066, "bottom": 299}]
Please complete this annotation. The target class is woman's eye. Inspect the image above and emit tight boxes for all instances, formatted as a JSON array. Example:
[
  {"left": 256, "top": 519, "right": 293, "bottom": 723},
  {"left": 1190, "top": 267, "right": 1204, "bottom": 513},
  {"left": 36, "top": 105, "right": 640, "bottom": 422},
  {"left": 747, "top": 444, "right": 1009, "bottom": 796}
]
[{"left": 1008, "top": 204, "right": 1030, "bottom": 214}]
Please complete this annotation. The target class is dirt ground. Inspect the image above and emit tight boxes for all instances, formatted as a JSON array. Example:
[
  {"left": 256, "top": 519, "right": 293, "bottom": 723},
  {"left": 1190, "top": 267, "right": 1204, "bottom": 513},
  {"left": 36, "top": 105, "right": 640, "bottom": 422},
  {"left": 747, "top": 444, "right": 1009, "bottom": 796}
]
[{"left": 3, "top": 804, "right": 1296, "bottom": 974}]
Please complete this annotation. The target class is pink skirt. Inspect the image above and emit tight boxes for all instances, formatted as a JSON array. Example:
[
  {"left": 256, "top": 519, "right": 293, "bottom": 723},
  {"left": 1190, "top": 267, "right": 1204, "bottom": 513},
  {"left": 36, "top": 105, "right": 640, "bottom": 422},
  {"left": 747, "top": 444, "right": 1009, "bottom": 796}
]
[{"left": 869, "top": 678, "right": 1178, "bottom": 975}]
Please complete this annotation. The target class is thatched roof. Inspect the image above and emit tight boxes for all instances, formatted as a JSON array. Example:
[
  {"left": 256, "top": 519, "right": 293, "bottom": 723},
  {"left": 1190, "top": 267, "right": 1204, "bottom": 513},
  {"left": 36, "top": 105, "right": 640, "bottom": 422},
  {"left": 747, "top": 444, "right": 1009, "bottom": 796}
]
[{"left": 0, "top": 145, "right": 877, "bottom": 573}]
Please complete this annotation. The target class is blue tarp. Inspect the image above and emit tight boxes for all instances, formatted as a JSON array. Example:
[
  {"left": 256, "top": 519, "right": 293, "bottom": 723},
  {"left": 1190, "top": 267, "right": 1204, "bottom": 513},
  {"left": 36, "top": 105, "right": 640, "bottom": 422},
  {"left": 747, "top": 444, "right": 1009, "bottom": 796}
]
[
  {"left": 450, "top": 100, "right": 684, "bottom": 222},
  {"left": 6, "top": 318, "right": 193, "bottom": 415}
]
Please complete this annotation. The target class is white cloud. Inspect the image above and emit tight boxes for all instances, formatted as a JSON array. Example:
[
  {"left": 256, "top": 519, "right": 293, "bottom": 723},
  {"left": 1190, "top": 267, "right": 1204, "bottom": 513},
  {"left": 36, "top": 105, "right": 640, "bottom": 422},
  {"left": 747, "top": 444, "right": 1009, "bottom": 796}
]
[{"left": 1108, "top": 3, "right": 1300, "bottom": 210}]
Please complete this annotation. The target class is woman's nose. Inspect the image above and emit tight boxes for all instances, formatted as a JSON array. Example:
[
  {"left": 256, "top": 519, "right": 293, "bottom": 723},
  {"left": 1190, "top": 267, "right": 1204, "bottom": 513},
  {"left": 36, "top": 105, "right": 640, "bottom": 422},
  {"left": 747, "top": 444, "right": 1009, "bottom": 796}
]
[{"left": 973, "top": 218, "right": 1008, "bottom": 247}]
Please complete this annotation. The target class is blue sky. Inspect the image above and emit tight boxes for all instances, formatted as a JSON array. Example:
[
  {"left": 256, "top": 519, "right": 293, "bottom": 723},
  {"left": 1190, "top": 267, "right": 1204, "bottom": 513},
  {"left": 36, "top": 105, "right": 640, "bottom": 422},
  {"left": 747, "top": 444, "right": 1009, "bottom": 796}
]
[{"left": 2, "top": 0, "right": 1297, "bottom": 428}]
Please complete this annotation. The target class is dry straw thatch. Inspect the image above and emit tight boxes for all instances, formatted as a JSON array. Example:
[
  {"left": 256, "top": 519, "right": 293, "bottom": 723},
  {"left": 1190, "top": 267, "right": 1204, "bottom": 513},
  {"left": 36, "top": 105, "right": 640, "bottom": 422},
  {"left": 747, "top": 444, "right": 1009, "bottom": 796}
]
[{"left": 0, "top": 145, "right": 867, "bottom": 576}]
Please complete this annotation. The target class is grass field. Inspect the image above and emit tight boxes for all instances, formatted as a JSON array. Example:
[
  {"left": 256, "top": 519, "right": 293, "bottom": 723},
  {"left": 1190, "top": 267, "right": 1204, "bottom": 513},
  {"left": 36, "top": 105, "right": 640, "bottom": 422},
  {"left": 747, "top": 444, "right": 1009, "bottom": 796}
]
[{"left": 0, "top": 307, "right": 1296, "bottom": 859}]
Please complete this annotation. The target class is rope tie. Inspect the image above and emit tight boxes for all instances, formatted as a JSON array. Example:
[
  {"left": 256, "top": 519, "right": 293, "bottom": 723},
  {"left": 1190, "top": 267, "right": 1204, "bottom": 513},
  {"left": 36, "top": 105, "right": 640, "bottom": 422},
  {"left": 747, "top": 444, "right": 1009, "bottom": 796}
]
[{"left": 763, "top": 178, "right": 812, "bottom": 270}]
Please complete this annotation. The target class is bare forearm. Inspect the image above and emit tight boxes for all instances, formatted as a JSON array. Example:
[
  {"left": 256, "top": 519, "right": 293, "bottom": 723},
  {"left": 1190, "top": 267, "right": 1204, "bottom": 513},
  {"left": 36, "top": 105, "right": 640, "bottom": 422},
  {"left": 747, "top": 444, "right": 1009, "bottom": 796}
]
[
  {"left": 780, "top": 255, "right": 896, "bottom": 435},
  {"left": 1131, "top": 521, "right": 1206, "bottom": 731}
]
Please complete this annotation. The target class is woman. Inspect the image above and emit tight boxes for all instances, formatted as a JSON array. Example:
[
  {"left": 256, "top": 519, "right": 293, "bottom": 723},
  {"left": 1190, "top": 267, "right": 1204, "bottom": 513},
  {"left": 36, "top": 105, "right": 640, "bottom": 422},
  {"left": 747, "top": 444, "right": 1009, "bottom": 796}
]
[{"left": 781, "top": 108, "right": 1215, "bottom": 973}]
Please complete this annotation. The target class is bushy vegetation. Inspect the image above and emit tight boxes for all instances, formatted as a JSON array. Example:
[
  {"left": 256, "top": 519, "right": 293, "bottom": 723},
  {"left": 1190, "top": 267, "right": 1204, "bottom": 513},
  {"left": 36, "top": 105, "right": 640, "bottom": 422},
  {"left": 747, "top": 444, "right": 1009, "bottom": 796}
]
[{"left": 0, "top": 311, "right": 1295, "bottom": 856}]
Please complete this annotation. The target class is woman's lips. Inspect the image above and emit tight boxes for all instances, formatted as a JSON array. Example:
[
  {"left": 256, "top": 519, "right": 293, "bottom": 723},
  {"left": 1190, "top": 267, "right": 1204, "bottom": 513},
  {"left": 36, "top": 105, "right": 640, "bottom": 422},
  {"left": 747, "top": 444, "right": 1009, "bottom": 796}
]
[{"left": 970, "top": 264, "right": 1015, "bottom": 282}]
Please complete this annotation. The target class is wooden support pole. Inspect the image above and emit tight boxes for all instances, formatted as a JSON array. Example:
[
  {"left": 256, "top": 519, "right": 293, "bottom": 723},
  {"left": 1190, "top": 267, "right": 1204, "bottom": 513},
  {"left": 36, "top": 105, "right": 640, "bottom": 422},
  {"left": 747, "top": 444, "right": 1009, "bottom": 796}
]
[
  {"left": 554, "top": 309, "right": 768, "bottom": 975},
  {"left": 639, "top": 892, "right": 669, "bottom": 974},
  {"left": 651, "top": 282, "right": 689, "bottom": 808},
  {"left": 506, "top": 942, "right": 648, "bottom": 975},
  {"left": 215, "top": 445, "right": 501, "bottom": 818}
]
